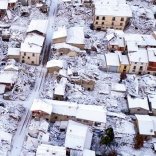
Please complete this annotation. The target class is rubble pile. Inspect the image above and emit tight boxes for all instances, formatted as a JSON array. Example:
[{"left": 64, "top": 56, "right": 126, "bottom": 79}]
[
  {"left": 10, "top": 64, "right": 37, "bottom": 101},
  {"left": 132, "top": 6, "right": 155, "bottom": 31}
]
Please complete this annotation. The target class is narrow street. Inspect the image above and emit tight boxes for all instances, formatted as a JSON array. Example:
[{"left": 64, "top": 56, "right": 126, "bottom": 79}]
[
  {"left": 42, "top": 0, "right": 58, "bottom": 65},
  {"left": 9, "top": 0, "right": 58, "bottom": 155},
  {"left": 9, "top": 67, "right": 47, "bottom": 156}
]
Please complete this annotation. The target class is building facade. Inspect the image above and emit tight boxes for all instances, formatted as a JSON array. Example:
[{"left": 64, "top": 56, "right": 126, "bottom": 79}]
[{"left": 93, "top": 1, "right": 132, "bottom": 30}]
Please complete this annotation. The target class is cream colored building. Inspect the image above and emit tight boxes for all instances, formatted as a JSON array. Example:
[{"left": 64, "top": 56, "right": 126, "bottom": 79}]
[
  {"left": 66, "top": 26, "right": 85, "bottom": 49},
  {"left": 117, "top": 52, "right": 130, "bottom": 73},
  {"left": 20, "top": 33, "right": 45, "bottom": 65},
  {"left": 128, "top": 49, "right": 149, "bottom": 75},
  {"left": 93, "top": 0, "right": 132, "bottom": 30}
]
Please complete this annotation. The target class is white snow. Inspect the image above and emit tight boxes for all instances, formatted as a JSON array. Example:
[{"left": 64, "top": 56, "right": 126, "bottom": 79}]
[
  {"left": 135, "top": 114, "right": 155, "bottom": 135},
  {"left": 67, "top": 26, "right": 85, "bottom": 44},
  {"left": 31, "top": 99, "right": 52, "bottom": 115},
  {"left": 65, "top": 120, "right": 92, "bottom": 150},
  {"left": 27, "top": 20, "right": 48, "bottom": 35}
]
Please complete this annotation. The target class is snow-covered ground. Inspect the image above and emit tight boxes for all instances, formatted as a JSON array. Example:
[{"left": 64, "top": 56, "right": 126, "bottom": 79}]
[{"left": 0, "top": 0, "right": 156, "bottom": 156}]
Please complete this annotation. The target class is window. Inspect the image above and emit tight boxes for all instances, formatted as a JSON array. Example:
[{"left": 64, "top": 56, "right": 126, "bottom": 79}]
[
  {"left": 22, "top": 60, "right": 25, "bottom": 63},
  {"left": 97, "top": 27, "right": 101, "bottom": 31},
  {"left": 139, "top": 66, "right": 143, "bottom": 70},
  {"left": 32, "top": 61, "right": 34, "bottom": 64},
  {"left": 96, "top": 21, "right": 98, "bottom": 25},
  {"left": 112, "top": 22, "right": 114, "bottom": 26},
  {"left": 102, "top": 22, "right": 104, "bottom": 25},
  {"left": 124, "top": 66, "right": 127, "bottom": 70},
  {"left": 55, "top": 116, "right": 57, "bottom": 119},
  {"left": 32, "top": 53, "right": 35, "bottom": 57},
  {"left": 22, "top": 56, "right": 24, "bottom": 59},
  {"left": 120, "top": 23, "right": 123, "bottom": 26},
  {"left": 102, "top": 16, "right": 105, "bottom": 20},
  {"left": 121, "top": 17, "right": 124, "bottom": 21},
  {"left": 28, "top": 56, "right": 30, "bottom": 59},
  {"left": 24, "top": 52, "right": 26, "bottom": 56},
  {"left": 96, "top": 16, "right": 99, "bottom": 20},
  {"left": 133, "top": 66, "right": 136, "bottom": 69},
  {"left": 112, "top": 17, "right": 115, "bottom": 21}
]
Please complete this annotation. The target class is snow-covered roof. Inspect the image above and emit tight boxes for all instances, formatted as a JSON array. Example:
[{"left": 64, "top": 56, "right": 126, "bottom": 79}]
[
  {"left": 7, "top": 48, "right": 20, "bottom": 56},
  {"left": 24, "top": 33, "right": 45, "bottom": 47},
  {"left": 83, "top": 149, "right": 95, "bottom": 156},
  {"left": 148, "top": 94, "right": 156, "bottom": 110},
  {"left": 94, "top": 3, "right": 132, "bottom": 17},
  {"left": 128, "top": 49, "right": 148, "bottom": 63},
  {"left": 65, "top": 120, "right": 92, "bottom": 150},
  {"left": 4, "top": 64, "right": 19, "bottom": 71},
  {"left": 31, "top": 99, "right": 52, "bottom": 115},
  {"left": 0, "top": 84, "right": 6, "bottom": 94},
  {"left": 21, "top": 33, "right": 44, "bottom": 53},
  {"left": 36, "top": 144, "right": 66, "bottom": 156},
  {"left": 143, "top": 35, "right": 156, "bottom": 46},
  {"left": 39, "top": 120, "right": 49, "bottom": 133},
  {"left": 53, "top": 26, "right": 67, "bottom": 40},
  {"left": 0, "top": 1, "right": 8, "bottom": 10},
  {"left": 127, "top": 95, "right": 149, "bottom": 110},
  {"left": 59, "top": 69, "right": 67, "bottom": 77},
  {"left": 0, "top": 131, "right": 12, "bottom": 144},
  {"left": 0, "top": 71, "right": 17, "bottom": 84},
  {"left": 125, "top": 34, "right": 146, "bottom": 46},
  {"left": 76, "top": 104, "right": 107, "bottom": 123},
  {"left": 117, "top": 52, "right": 129, "bottom": 65},
  {"left": 67, "top": 26, "right": 84, "bottom": 45},
  {"left": 54, "top": 78, "right": 67, "bottom": 96},
  {"left": 147, "top": 48, "right": 156, "bottom": 63},
  {"left": 44, "top": 100, "right": 107, "bottom": 123},
  {"left": 125, "top": 34, "right": 156, "bottom": 47},
  {"left": 105, "top": 53, "right": 120, "bottom": 67},
  {"left": 126, "top": 41, "right": 138, "bottom": 52},
  {"left": 46, "top": 59, "right": 64, "bottom": 68},
  {"left": 45, "top": 100, "right": 78, "bottom": 116},
  {"left": 135, "top": 115, "right": 155, "bottom": 135},
  {"left": 54, "top": 43, "right": 80, "bottom": 52},
  {"left": 93, "top": 0, "right": 126, "bottom": 5},
  {"left": 8, "top": 0, "right": 18, "bottom": 3},
  {"left": 27, "top": 20, "right": 48, "bottom": 35},
  {"left": 111, "top": 83, "right": 126, "bottom": 92},
  {"left": 54, "top": 83, "right": 66, "bottom": 96}
]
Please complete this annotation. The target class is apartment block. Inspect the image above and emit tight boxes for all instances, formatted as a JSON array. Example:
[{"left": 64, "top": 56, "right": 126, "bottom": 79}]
[{"left": 93, "top": 0, "right": 132, "bottom": 30}]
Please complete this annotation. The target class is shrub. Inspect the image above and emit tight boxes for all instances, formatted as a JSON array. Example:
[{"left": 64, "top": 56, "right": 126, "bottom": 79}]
[{"left": 134, "top": 134, "right": 144, "bottom": 149}]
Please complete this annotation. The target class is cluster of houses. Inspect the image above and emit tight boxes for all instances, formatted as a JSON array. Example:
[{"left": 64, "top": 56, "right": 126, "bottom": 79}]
[
  {"left": 27, "top": 99, "right": 107, "bottom": 155},
  {"left": 127, "top": 94, "right": 156, "bottom": 138},
  {"left": 104, "top": 29, "right": 156, "bottom": 75},
  {"left": 46, "top": 58, "right": 95, "bottom": 93},
  {"left": 0, "top": 60, "right": 19, "bottom": 95},
  {"left": 7, "top": 19, "right": 86, "bottom": 65},
  {"left": 27, "top": 85, "right": 156, "bottom": 154}
]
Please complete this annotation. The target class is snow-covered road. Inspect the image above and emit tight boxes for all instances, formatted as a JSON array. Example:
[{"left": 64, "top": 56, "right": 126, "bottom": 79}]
[
  {"left": 9, "top": 0, "right": 58, "bottom": 155},
  {"left": 42, "top": 0, "right": 58, "bottom": 65},
  {"left": 9, "top": 66, "right": 47, "bottom": 156}
]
